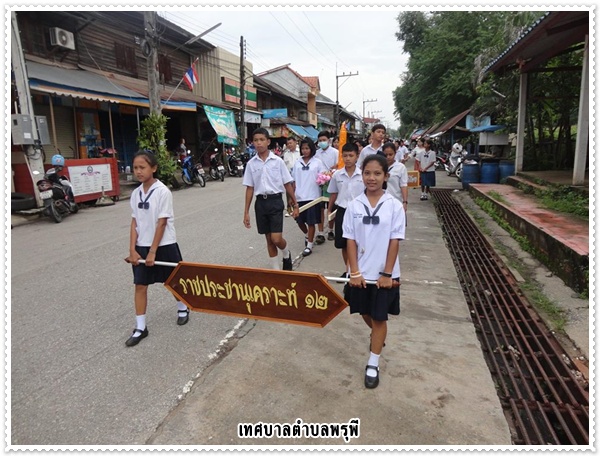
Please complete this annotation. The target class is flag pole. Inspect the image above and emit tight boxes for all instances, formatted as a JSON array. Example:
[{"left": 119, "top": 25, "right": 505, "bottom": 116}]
[{"left": 163, "top": 57, "right": 199, "bottom": 106}]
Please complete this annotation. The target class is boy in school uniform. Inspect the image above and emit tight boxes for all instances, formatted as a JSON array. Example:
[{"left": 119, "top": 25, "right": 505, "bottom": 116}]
[
  {"left": 314, "top": 131, "right": 339, "bottom": 244},
  {"left": 327, "top": 142, "right": 365, "bottom": 276},
  {"left": 243, "top": 128, "right": 299, "bottom": 270}
]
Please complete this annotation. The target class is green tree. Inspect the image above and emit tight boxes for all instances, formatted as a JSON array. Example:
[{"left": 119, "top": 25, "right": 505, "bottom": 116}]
[
  {"left": 394, "top": 11, "right": 543, "bottom": 130},
  {"left": 137, "top": 113, "right": 177, "bottom": 186}
]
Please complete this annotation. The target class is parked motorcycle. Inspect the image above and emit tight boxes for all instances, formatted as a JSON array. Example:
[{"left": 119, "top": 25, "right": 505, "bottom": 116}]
[
  {"left": 209, "top": 150, "right": 226, "bottom": 181},
  {"left": 226, "top": 149, "right": 245, "bottom": 177},
  {"left": 180, "top": 150, "right": 206, "bottom": 187},
  {"left": 445, "top": 143, "right": 467, "bottom": 176},
  {"left": 34, "top": 154, "right": 78, "bottom": 223},
  {"left": 435, "top": 151, "right": 449, "bottom": 171},
  {"left": 239, "top": 151, "right": 251, "bottom": 175}
]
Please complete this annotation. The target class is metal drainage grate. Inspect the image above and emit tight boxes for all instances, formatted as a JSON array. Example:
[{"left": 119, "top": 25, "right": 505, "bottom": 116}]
[{"left": 431, "top": 189, "right": 589, "bottom": 445}]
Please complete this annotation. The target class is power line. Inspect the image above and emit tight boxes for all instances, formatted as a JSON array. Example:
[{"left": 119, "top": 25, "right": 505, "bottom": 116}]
[{"left": 301, "top": 11, "right": 351, "bottom": 71}]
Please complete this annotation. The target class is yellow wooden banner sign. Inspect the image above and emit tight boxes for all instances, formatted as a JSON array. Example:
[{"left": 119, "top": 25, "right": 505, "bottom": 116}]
[
  {"left": 164, "top": 262, "right": 348, "bottom": 328},
  {"left": 408, "top": 170, "right": 420, "bottom": 187}
]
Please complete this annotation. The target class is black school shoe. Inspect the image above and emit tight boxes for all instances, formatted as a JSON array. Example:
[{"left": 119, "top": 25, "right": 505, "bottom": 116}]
[
  {"left": 177, "top": 309, "right": 190, "bottom": 326},
  {"left": 364, "top": 365, "right": 380, "bottom": 389},
  {"left": 125, "top": 327, "right": 148, "bottom": 347},
  {"left": 327, "top": 231, "right": 335, "bottom": 241},
  {"left": 282, "top": 253, "right": 293, "bottom": 271},
  {"left": 314, "top": 235, "right": 326, "bottom": 245}
]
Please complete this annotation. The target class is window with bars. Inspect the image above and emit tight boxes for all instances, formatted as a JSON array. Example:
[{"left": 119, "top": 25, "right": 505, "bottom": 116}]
[{"left": 114, "top": 42, "right": 137, "bottom": 77}]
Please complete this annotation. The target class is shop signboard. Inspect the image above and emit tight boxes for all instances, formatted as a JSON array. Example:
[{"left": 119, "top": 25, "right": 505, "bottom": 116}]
[
  {"left": 262, "top": 108, "right": 288, "bottom": 119},
  {"left": 222, "top": 77, "right": 258, "bottom": 108},
  {"left": 204, "top": 105, "right": 239, "bottom": 145}
]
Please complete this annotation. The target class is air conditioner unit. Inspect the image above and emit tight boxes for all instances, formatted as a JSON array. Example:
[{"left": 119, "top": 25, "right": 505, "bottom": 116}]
[{"left": 49, "top": 27, "right": 75, "bottom": 51}]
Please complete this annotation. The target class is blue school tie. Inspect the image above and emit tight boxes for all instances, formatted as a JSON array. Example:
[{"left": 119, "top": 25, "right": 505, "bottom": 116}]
[
  {"left": 361, "top": 201, "right": 384, "bottom": 225},
  {"left": 138, "top": 188, "right": 156, "bottom": 209}
]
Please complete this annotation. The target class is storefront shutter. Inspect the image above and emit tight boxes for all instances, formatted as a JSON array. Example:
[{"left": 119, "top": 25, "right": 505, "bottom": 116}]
[{"left": 35, "top": 104, "right": 77, "bottom": 160}]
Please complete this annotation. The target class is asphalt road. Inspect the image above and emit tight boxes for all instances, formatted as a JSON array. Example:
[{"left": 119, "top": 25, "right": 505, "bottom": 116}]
[{"left": 10, "top": 176, "right": 287, "bottom": 445}]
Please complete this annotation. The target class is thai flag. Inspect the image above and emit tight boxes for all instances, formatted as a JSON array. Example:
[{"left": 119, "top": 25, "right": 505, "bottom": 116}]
[{"left": 183, "top": 65, "right": 199, "bottom": 90}]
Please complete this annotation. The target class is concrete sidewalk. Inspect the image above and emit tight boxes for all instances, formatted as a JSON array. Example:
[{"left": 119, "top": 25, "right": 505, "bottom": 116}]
[{"left": 149, "top": 183, "right": 512, "bottom": 446}]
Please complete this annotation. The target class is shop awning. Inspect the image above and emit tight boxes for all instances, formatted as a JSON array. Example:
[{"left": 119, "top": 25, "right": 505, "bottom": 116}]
[
  {"left": 286, "top": 124, "right": 309, "bottom": 138},
  {"left": 470, "top": 125, "right": 506, "bottom": 133},
  {"left": 203, "top": 105, "right": 239, "bottom": 145},
  {"left": 302, "top": 126, "right": 320, "bottom": 141},
  {"left": 427, "top": 109, "right": 471, "bottom": 137},
  {"left": 26, "top": 61, "right": 196, "bottom": 112}
]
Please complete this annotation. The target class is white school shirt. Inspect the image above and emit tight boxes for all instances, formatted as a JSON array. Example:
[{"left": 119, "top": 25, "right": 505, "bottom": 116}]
[
  {"left": 342, "top": 192, "right": 405, "bottom": 281},
  {"left": 416, "top": 149, "right": 436, "bottom": 171},
  {"left": 130, "top": 180, "right": 177, "bottom": 247},
  {"left": 315, "top": 146, "right": 339, "bottom": 170},
  {"left": 291, "top": 156, "right": 327, "bottom": 201},
  {"left": 242, "top": 151, "right": 293, "bottom": 195},
  {"left": 386, "top": 162, "right": 409, "bottom": 201},
  {"left": 327, "top": 166, "right": 365, "bottom": 209},
  {"left": 395, "top": 145, "right": 409, "bottom": 162},
  {"left": 357, "top": 143, "right": 383, "bottom": 168},
  {"left": 283, "top": 146, "right": 300, "bottom": 172}
]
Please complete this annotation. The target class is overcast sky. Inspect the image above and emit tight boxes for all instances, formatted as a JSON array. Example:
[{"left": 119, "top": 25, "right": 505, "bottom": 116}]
[{"left": 161, "top": 7, "right": 408, "bottom": 131}]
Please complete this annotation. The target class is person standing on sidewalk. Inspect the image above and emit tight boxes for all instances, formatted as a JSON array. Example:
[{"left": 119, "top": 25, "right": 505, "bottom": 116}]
[
  {"left": 243, "top": 128, "right": 299, "bottom": 270},
  {"left": 327, "top": 142, "right": 364, "bottom": 275},
  {"left": 415, "top": 139, "right": 437, "bottom": 200},
  {"left": 291, "top": 138, "right": 328, "bottom": 257},
  {"left": 314, "top": 131, "right": 339, "bottom": 244},
  {"left": 124, "top": 150, "right": 189, "bottom": 347},
  {"left": 343, "top": 154, "right": 405, "bottom": 389}
]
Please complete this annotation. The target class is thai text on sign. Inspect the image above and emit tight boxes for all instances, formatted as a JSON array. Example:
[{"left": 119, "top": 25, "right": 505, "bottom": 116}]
[{"left": 165, "top": 262, "right": 348, "bottom": 328}]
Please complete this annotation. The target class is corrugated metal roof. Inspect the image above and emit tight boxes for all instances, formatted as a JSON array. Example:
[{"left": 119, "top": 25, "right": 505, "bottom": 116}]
[
  {"left": 428, "top": 109, "right": 471, "bottom": 136},
  {"left": 485, "top": 11, "right": 589, "bottom": 74},
  {"left": 27, "top": 61, "right": 142, "bottom": 98}
]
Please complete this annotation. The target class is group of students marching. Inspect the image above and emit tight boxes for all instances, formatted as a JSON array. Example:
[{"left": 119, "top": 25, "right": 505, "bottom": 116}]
[{"left": 123, "top": 123, "right": 435, "bottom": 390}]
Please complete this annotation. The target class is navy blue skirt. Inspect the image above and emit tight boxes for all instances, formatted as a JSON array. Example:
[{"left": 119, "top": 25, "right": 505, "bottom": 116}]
[
  {"left": 420, "top": 171, "right": 436, "bottom": 187},
  {"left": 344, "top": 280, "right": 400, "bottom": 321},
  {"left": 132, "top": 243, "right": 182, "bottom": 285}
]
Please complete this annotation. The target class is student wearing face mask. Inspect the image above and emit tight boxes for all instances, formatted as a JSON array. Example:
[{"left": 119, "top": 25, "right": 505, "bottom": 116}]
[{"left": 314, "top": 131, "right": 339, "bottom": 244}]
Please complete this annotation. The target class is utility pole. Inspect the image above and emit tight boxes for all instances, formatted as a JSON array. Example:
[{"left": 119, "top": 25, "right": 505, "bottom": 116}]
[
  {"left": 362, "top": 98, "right": 377, "bottom": 119},
  {"left": 144, "top": 11, "right": 161, "bottom": 115},
  {"left": 335, "top": 66, "right": 358, "bottom": 132},
  {"left": 239, "top": 36, "right": 246, "bottom": 149},
  {"left": 11, "top": 11, "right": 45, "bottom": 206}
]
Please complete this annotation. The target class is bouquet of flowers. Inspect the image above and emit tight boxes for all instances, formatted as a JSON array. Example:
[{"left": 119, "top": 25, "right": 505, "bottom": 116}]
[
  {"left": 316, "top": 170, "right": 333, "bottom": 196},
  {"left": 316, "top": 171, "right": 333, "bottom": 187}
]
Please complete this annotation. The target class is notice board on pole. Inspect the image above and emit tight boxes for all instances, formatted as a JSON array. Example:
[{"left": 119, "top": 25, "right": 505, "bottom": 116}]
[{"left": 63, "top": 158, "right": 120, "bottom": 203}]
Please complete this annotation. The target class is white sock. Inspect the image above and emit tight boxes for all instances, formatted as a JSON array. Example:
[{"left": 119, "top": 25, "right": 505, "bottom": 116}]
[
  {"left": 281, "top": 248, "right": 290, "bottom": 259},
  {"left": 306, "top": 242, "right": 314, "bottom": 250},
  {"left": 317, "top": 231, "right": 324, "bottom": 237},
  {"left": 366, "top": 352, "right": 380, "bottom": 377},
  {"left": 177, "top": 301, "right": 188, "bottom": 315},
  {"left": 135, "top": 315, "right": 146, "bottom": 332},
  {"left": 270, "top": 256, "right": 280, "bottom": 270}
]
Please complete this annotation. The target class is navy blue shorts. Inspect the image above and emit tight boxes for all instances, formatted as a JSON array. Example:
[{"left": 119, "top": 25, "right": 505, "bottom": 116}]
[
  {"left": 255, "top": 194, "right": 284, "bottom": 235},
  {"left": 296, "top": 200, "right": 321, "bottom": 226},
  {"left": 333, "top": 206, "right": 347, "bottom": 249},
  {"left": 132, "top": 243, "right": 182, "bottom": 285},
  {"left": 344, "top": 280, "right": 400, "bottom": 321}
]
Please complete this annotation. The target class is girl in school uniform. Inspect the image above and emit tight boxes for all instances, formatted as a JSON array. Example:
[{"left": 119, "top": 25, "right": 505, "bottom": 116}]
[
  {"left": 291, "top": 138, "right": 328, "bottom": 257},
  {"left": 342, "top": 154, "right": 406, "bottom": 389},
  {"left": 124, "top": 150, "right": 188, "bottom": 347}
]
